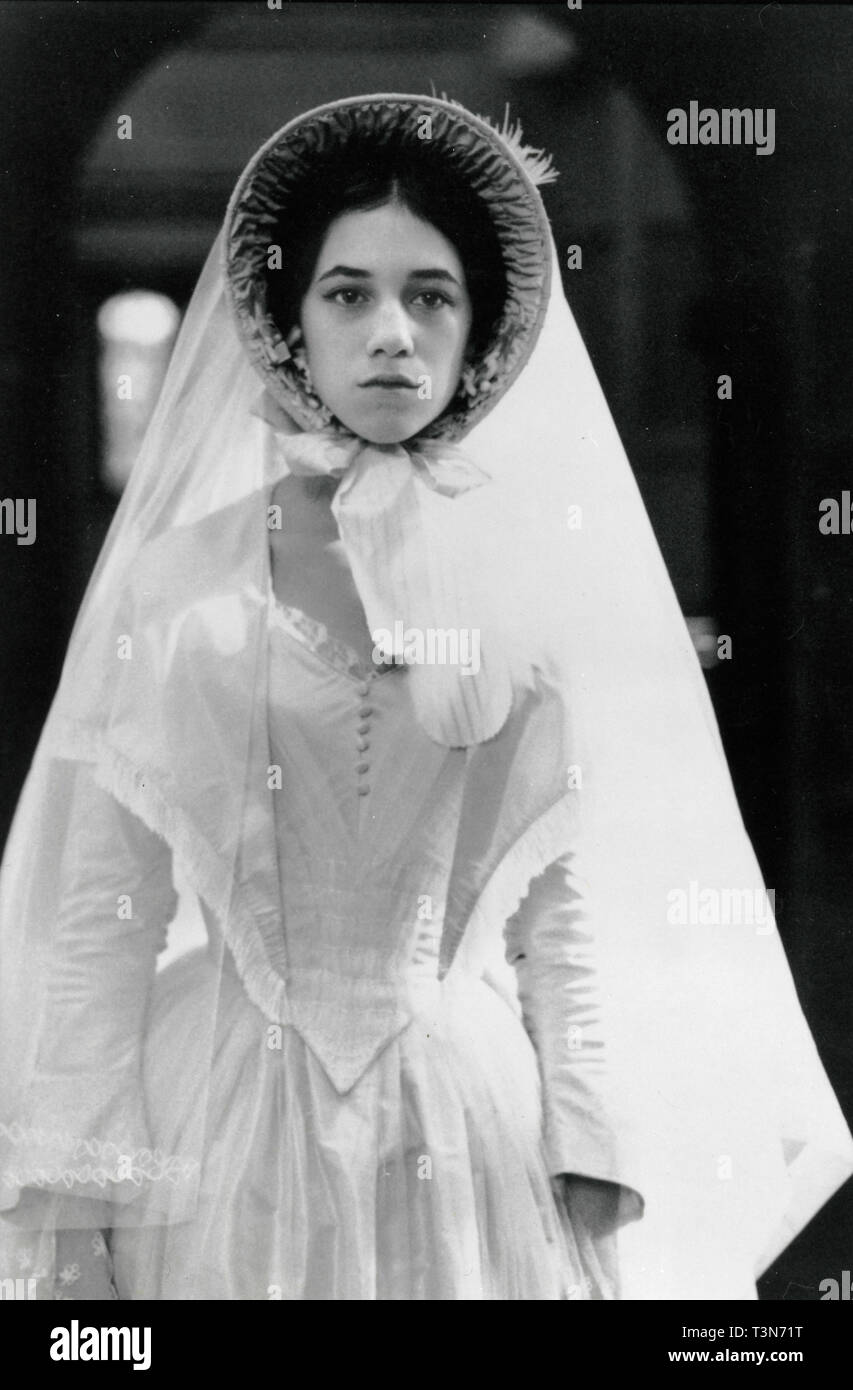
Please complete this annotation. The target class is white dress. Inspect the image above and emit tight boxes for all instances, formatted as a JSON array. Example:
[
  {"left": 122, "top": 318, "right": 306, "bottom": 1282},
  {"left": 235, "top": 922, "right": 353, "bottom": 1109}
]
[{"left": 7, "top": 590, "right": 621, "bottom": 1300}]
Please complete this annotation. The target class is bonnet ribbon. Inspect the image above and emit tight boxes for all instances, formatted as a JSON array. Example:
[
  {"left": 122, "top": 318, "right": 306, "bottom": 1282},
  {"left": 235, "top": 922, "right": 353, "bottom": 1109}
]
[{"left": 253, "top": 392, "right": 513, "bottom": 748}]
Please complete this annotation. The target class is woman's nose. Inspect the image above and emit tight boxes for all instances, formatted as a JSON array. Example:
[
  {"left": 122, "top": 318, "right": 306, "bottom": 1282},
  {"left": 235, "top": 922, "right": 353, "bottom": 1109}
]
[{"left": 365, "top": 300, "right": 414, "bottom": 356}]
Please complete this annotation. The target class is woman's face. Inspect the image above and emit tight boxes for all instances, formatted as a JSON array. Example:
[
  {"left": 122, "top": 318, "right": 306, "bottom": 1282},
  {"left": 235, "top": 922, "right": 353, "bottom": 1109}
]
[{"left": 299, "top": 201, "right": 473, "bottom": 444}]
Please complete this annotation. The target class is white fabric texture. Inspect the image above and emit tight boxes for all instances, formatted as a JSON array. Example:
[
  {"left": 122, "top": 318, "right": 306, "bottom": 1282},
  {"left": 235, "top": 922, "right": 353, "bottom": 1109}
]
[
  {"left": 258, "top": 410, "right": 514, "bottom": 747},
  {"left": 0, "top": 93, "right": 851, "bottom": 1301},
  {"left": 1, "top": 610, "right": 617, "bottom": 1300}
]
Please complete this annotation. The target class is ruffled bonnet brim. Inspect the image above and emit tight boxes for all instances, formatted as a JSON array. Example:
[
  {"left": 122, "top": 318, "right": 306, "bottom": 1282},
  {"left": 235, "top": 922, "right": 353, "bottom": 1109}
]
[{"left": 222, "top": 92, "right": 556, "bottom": 441}]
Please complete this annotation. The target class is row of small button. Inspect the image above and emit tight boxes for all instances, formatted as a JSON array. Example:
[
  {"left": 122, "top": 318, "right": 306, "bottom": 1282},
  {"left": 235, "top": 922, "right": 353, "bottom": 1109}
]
[{"left": 356, "top": 678, "right": 376, "bottom": 795}]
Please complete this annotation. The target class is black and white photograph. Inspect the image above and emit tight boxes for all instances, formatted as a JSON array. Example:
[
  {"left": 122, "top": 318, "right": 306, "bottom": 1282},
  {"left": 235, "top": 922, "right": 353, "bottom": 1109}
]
[{"left": 0, "top": 0, "right": 851, "bottom": 1341}]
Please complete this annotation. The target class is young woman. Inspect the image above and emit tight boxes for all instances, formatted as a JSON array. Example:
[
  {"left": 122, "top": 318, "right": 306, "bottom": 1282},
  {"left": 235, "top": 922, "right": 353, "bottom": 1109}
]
[{"left": 1, "top": 94, "right": 850, "bottom": 1301}]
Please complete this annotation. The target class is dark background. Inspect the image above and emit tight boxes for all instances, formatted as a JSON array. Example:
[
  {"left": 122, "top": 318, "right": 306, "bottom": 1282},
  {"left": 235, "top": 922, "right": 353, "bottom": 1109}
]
[{"left": 0, "top": 1, "right": 850, "bottom": 1300}]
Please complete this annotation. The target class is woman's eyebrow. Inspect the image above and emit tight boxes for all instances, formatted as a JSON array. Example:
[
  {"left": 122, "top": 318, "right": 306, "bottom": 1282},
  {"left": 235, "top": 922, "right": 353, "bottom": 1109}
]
[
  {"left": 408, "top": 269, "right": 462, "bottom": 286},
  {"left": 315, "top": 265, "right": 371, "bottom": 282},
  {"left": 315, "top": 265, "right": 462, "bottom": 286}
]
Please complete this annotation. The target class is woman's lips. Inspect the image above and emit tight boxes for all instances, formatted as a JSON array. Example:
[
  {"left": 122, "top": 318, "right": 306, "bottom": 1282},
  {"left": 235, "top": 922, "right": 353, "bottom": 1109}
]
[{"left": 360, "top": 376, "right": 418, "bottom": 389}]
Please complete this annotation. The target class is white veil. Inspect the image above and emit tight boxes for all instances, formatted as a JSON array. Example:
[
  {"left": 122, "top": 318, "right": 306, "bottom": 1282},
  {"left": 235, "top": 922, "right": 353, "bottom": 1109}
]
[
  {"left": 467, "top": 260, "right": 853, "bottom": 1296},
  {"left": 0, "top": 93, "right": 850, "bottom": 1301}
]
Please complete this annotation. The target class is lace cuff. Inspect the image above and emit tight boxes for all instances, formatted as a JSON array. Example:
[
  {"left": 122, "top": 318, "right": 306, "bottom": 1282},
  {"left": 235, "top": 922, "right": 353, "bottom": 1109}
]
[{"left": 1, "top": 1073, "right": 197, "bottom": 1230}]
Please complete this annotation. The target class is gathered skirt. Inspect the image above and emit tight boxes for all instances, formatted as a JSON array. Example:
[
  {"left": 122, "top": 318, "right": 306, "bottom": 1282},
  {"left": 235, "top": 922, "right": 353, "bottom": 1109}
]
[{"left": 101, "top": 950, "right": 598, "bottom": 1300}]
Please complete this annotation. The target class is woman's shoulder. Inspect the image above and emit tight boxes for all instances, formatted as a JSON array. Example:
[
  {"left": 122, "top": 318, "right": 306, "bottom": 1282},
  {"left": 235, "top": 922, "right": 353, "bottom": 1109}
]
[{"left": 128, "top": 489, "right": 270, "bottom": 618}]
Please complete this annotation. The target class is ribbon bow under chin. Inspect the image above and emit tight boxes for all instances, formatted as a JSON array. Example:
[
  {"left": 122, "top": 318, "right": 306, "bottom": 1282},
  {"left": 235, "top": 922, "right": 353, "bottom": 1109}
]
[
  {"left": 252, "top": 395, "right": 513, "bottom": 748},
  {"left": 276, "top": 425, "right": 494, "bottom": 498}
]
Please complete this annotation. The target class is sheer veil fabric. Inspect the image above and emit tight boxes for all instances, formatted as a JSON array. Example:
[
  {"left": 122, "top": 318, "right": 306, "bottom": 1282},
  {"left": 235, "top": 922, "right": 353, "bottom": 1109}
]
[{"left": 0, "top": 93, "right": 850, "bottom": 1300}]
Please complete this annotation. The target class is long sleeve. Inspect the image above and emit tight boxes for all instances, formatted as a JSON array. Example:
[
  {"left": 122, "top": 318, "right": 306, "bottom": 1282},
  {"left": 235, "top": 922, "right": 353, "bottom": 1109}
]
[
  {"left": 503, "top": 850, "right": 643, "bottom": 1220},
  {"left": 8, "top": 765, "right": 176, "bottom": 1226}
]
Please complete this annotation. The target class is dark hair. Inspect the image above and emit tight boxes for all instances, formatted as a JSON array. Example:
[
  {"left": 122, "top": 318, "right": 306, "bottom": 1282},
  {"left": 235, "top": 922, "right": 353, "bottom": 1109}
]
[{"left": 264, "top": 141, "right": 507, "bottom": 358}]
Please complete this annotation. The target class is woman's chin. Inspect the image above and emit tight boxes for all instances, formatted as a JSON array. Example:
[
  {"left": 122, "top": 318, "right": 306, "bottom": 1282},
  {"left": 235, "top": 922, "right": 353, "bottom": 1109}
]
[
  {"left": 362, "top": 427, "right": 419, "bottom": 445},
  {"left": 339, "top": 404, "right": 442, "bottom": 447}
]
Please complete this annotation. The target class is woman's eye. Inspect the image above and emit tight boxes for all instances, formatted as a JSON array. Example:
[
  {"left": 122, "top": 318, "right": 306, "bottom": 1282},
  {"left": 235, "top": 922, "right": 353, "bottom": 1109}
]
[
  {"left": 412, "top": 290, "right": 451, "bottom": 309},
  {"left": 326, "top": 288, "right": 366, "bottom": 306},
  {"left": 322, "top": 288, "right": 452, "bottom": 310}
]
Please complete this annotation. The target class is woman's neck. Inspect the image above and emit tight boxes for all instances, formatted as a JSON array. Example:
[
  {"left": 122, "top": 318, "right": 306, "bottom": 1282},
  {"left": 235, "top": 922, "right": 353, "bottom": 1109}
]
[
  {"left": 268, "top": 473, "right": 377, "bottom": 664},
  {"left": 271, "top": 474, "right": 339, "bottom": 544}
]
